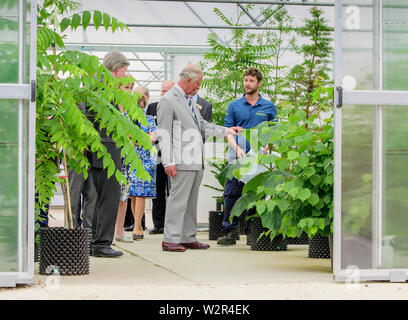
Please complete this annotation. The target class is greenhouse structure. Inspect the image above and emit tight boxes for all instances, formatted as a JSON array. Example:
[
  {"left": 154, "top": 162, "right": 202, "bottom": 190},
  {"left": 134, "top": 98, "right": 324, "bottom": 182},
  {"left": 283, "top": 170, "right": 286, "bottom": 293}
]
[{"left": 1, "top": 0, "right": 408, "bottom": 299}]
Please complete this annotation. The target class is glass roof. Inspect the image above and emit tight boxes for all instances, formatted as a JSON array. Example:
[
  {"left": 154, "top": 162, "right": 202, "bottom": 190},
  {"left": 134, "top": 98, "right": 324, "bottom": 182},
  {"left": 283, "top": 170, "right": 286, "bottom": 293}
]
[{"left": 62, "top": 0, "right": 336, "bottom": 100}]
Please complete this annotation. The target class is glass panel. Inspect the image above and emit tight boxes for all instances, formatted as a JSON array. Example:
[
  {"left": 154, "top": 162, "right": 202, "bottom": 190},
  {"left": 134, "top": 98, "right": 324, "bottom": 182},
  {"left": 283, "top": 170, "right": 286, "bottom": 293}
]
[
  {"left": 24, "top": 0, "right": 30, "bottom": 84},
  {"left": 339, "top": 1, "right": 408, "bottom": 277},
  {"left": 382, "top": 0, "right": 408, "bottom": 90},
  {"left": 382, "top": 105, "right": 408, "bottom": 268},
  {"left": 0, "top": 0, "right": 31, "bottom": 274},
  {"left": 341, "top": 104, "right": 408, "bottom": 270},
  {"left": 341, "top": 104, "right": 374, "bottom": 269},
  {"left": 0, "top": 0, "right": 19, "bottom": 83},
  {"left": 342, "top": 0, "right": 377, "bottom": 90},
  {"left": 0, "top": 100, "right": 20, "bottom": 272}
]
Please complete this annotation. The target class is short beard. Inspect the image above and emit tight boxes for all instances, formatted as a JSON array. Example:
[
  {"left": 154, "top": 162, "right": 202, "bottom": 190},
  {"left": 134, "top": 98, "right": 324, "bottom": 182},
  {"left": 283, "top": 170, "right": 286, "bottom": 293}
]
[{"left": 245, "top": 88, "right": 258, "bottom": 95}]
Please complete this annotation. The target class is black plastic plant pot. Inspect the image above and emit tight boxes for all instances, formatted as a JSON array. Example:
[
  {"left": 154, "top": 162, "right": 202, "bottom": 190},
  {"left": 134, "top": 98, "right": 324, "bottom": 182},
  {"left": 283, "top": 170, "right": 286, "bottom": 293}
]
[
  {"left": 208, "top": 211, "right": 224, "bottom": 240},
  {"left": 287, "top": 231, "right": 309, "bottom": 245},
  {"left": 34, "top": 230, "right": 40, "bottom": 263},
  {"left": 238, "top": 213, "right": 247, "bottom": 235},
  {"left": 216, "top": 200, "right": 224, "bottom": 212},
  {"left": 39, "top": 227, "right": 91, "bottom": 276},
  {"left": 34, "top": 241, "right": 40, "bottom": 263},
  {"left": 249, "top": 217, "right": 287, "bottom": 251},
  {"left": 308, "top": 233, "right": 330, "bottom": 259}
]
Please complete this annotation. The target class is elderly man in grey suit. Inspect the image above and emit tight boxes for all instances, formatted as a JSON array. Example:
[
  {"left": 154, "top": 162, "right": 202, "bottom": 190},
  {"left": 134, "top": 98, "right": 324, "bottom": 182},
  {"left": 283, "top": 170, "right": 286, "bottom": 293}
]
[{"left": 157, "top": 64, "right": 241, "bottom": 252}]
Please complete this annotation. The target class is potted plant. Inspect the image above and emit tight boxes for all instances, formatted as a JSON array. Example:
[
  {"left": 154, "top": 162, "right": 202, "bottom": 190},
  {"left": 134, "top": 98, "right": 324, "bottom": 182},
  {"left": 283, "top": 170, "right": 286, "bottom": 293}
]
[
  {"left": 203, "top": 157, "right": 228, "bottom": 211},
  {"left": 203, "top": 158, "right": 228, "bottom": 240},
  {"left": 35, "top": 0, "right": 151, "bottom": 275},
  {"left": 200, "top": 5, "right": 295, "bottom": 241},
  {"left": 226, "top": 7, "right": 334, "bottom": 257}
]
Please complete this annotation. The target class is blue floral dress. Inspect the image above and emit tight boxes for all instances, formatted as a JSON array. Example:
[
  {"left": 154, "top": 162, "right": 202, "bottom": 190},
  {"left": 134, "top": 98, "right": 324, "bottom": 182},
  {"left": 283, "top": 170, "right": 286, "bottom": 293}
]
[
  {"left": 120, "top": 112, "right": 132, "bottom": 201},
  {"left": 128, "top": 115, "right": 157, "bottom": 198}
]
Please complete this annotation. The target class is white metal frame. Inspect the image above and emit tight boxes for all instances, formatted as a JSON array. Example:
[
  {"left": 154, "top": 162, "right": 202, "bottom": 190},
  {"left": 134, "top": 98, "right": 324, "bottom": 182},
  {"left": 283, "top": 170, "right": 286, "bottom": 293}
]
[
  {"left": 0, "top": 0, "right": 36, "bottom": 287},
  {"left": 334, "top": 0, "right": 408, "bottom": 282}
]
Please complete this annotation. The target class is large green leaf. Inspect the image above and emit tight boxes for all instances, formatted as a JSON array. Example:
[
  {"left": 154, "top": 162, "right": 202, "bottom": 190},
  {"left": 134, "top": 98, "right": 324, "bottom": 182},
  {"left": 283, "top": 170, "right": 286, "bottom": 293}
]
[
  {"left": 277, "top": 199, "right": 290, "bottom": 212},
  {"left": 310, "top": 174, "right": 321, "bottom": 186},
  {"left": 71, "top": 13, "right": 81, "bottom": 30},
  {"left": 60, "top": 17, "right": 70, "bottom": 32},
  {"left": 288, "top": 150, "right": 299, "bottom": 161},
  {"left": 260, "top": 206, "right": 282, "bottom": 234},
  {"left": 111, "top": 17, "right": 118, "bottom": 32},
  {"left": 308, "top": 193, "right": 320, "bottom": 206},
  {"left": 303, "top": 166, "right": 315, "bottom": 177},
  {"left": 103, "top": 13, "right": 111, "bottom": 31},
  {"left": 298, "top": 188, "right": 311, "bottom": 202},
  {"left": 229, "top": 191, "right": 257, "bottom": 221},
  {"left": 93, "top": 10, "right": 102, "bottom": 29},
  {"left": 82, "top": 11, "right": 91, "bottom": 29},
  {"left": 242, "top": 170, "right": 269, "bottom": 194}
]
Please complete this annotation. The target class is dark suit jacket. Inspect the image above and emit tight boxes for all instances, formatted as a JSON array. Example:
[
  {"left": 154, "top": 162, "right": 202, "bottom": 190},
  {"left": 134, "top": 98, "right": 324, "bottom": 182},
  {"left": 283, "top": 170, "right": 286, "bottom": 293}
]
[
  {"left": 196, "top": 95, "right": 212, "bottom": 123},
  {"left": 146, "top": 101, "right": 160, "bottom": 157},
  {"left": 85, "top": 103, "right": 122, "bottom": 170},
  {"left": 146, "top": 101, "right": 158, "bottom": 123}
]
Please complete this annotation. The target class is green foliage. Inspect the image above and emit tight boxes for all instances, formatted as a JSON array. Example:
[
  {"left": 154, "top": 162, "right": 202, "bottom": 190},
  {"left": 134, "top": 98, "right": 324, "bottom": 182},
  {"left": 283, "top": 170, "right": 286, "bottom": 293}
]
[
  {"left": 282, "top": 7, "right": 333, "bottom": 119},
  {"left": 227, "top": 7, "right": 334, "bottom": 240},
  {"left": 200, "top": 5, "right": 295, "bottom": 125},
  {"left": 203, "top": 158, "right": 228, "bottom": 204},
  {"left": 227, "top": 107, "right": 333, "bottom": 239},
  {"left": 35, "top": 0, "right": 150, "bottom": 232}
]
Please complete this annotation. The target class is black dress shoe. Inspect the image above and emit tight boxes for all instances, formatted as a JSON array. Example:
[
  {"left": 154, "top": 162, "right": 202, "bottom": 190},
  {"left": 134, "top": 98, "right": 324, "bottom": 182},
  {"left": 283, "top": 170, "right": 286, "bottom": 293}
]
[
  {"left": 91, "top": 246, "right": 123, "bottom": 258},
  {"left": 149, "top": 227, "right": 164, "bottom": 235},
  {"left": 217, "top": 230, "right": 238, "bottom": 246},
  {"left": 124, "top": 224, "right": 134, "bottom": 232}
]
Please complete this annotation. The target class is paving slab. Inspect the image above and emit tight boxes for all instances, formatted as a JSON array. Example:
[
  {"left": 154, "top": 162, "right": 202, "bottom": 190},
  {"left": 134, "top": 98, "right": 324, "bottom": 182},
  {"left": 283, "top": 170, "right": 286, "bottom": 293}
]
[{"left": 2, "top": 209, "right": 408, "bottom": 299}]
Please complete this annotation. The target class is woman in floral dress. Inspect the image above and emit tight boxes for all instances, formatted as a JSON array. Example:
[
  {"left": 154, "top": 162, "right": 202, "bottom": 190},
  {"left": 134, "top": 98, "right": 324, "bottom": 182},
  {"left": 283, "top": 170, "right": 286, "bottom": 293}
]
[
  {"left": 129, "top": 86, "right": 157, "bottom": 240},
  {"left": 114, "top": 75, "right": 136, "bottom": 242}
]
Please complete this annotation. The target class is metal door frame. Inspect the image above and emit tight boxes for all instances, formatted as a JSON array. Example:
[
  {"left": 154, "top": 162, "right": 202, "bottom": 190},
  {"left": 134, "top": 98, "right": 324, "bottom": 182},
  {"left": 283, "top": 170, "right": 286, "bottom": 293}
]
[
  {"left": 333, "top": 0, "right": 408, "bottom": 282},
  {"left": 0, "top": 0, "right": 37, "bottom": 287}
]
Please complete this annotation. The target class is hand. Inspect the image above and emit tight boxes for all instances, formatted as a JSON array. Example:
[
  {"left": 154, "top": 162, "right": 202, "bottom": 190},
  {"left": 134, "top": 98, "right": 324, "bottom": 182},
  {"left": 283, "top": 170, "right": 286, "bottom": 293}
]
[
  {"left": 164, "top": 165, "right": 177, "bottom": 177},
  {"left": 226, "top": 126, "right": 242, "bottom": 136},
  {"left": 264, "top": 144, "right": 269, "bottom": 154},
  {"left": 235, "top": 146, "right": 245, "bottom": 159},
  {"left": 149, "top": 132, "right": 157, "bottom": 143}
]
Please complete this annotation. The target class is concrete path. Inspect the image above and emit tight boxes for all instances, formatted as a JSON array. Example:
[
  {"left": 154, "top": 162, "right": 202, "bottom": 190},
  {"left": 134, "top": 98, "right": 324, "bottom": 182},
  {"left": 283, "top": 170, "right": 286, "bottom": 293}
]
[{"left": 1, "top": 209, "right": 408, "bottom": 299}]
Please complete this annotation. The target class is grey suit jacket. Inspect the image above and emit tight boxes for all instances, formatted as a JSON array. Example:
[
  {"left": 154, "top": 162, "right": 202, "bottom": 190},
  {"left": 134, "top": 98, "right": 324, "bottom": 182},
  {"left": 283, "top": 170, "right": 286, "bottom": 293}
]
[{"left": 157, "top": 86, "right": 226, "bottom": 171}]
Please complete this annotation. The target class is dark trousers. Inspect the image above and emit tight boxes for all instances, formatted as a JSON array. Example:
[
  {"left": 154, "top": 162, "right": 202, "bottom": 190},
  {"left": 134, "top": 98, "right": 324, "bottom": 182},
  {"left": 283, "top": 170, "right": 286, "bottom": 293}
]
[
  {"left": 222, "top": 177, "right": 253, "bottom": 235},
  {"left": 151, "top": 163, "right": 168, "bottom": 229},
  {"left": 35, "top": 193, "right": 49, "bottom": 227},
  {"left": 90, "top": 167, "right": 121, "bottom": 249},
  {"left": 68, "top": 166, "right": 96, "bottom": 229},
  {"left": 124, "top": 199, "right": 134, "bottom": 228}
]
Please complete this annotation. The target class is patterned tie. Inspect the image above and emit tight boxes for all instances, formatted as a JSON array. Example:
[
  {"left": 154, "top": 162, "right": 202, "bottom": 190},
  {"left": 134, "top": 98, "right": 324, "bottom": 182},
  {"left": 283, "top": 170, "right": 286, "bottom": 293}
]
[{"left": 185, "top": 95, "right": 197, "bottom": 121}]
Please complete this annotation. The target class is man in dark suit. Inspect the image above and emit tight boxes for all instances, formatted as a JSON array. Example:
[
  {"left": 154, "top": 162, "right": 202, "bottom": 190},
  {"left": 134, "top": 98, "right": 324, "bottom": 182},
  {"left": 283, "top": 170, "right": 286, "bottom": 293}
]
[
  {"left": 192, "top": 94, "right": 212, "bottom": 143},
  {"left": 192, "top": 94, "right": 212, "bottom": 123},
  {"left": 87, "top": 51, "right": 130, "bottom": 258},
  {"left": 145, "top": 80, "right": 174, "bottom": 235}
]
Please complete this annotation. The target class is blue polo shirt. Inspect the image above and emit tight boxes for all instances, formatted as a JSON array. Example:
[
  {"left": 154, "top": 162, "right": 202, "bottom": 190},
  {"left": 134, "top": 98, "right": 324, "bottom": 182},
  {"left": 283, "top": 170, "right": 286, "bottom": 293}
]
[{"left": 224, "top": 94, "right": 277, "bottom": 161}]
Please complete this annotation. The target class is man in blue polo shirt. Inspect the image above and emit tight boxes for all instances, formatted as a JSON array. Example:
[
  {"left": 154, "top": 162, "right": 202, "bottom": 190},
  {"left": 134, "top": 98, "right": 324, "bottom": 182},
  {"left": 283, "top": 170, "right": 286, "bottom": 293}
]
[{"left": 217, "top": 67, "right": 277, "bottom": 246}]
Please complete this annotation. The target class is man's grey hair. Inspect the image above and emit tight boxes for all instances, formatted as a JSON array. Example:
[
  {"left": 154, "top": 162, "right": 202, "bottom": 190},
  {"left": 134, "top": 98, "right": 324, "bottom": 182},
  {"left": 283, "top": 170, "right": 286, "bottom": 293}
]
[
  {"left": 103, "top": 51, "right": 129, "bottom": 72},
  {"left": 179, "top": 64, "right": 203, "bottom": 82},
  {"left": 136, "top": 85, "right": 149, "bottom": 97}
]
